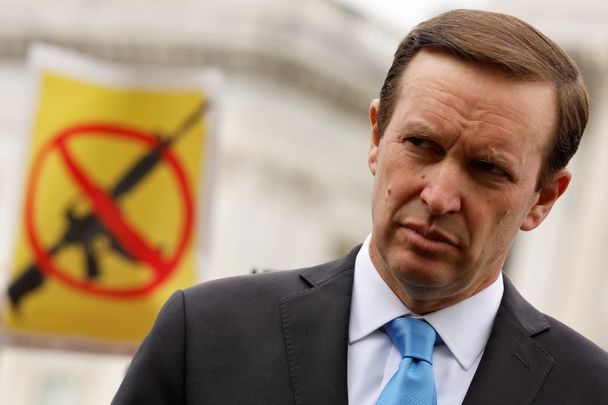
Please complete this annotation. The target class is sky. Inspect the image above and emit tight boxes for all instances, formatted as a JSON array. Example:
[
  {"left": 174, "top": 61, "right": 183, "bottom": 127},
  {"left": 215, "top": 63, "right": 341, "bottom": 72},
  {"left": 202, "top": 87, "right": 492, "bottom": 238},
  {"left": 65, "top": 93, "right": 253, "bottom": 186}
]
[{"left": 341, "top": 0, "right": 491, "bottom": 32}]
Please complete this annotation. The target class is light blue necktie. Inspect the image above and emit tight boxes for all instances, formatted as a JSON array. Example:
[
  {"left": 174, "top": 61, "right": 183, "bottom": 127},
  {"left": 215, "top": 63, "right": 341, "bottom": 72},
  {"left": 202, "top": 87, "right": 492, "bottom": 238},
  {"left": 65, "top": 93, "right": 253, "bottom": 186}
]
[{"left": 376, "top": 317, "right": 437, "bottom": 405}]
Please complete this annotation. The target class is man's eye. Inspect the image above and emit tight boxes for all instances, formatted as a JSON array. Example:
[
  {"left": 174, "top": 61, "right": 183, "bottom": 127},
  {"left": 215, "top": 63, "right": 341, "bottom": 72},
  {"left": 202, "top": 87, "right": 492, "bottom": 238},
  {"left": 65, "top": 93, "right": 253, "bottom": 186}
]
[
  {"left": 406, "top": 137, "right": 433, "bottom": 149},
  {"left": 472, "top": 160, "right": 509, "bottom": 177},
  {"left": 404, "top": 137, "right": 444, "bottom": 155}
]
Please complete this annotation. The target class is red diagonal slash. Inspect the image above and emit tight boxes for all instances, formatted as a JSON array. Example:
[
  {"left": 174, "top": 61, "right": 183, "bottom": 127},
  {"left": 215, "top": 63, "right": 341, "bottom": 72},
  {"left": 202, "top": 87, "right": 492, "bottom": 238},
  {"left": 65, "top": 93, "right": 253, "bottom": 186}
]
[
  {"left": 57, "top": 139, "right": 169, "bottom": 274},
  {"left": 24, "top": 123, "right": 195, "bottom": 298}
]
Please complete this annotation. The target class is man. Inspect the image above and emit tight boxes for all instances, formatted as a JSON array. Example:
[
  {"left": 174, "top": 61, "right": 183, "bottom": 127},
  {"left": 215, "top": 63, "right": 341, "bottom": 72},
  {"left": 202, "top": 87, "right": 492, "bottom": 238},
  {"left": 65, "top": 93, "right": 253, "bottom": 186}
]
[{"left": 113, "top": 9, "right": 608, "bottom": 405}]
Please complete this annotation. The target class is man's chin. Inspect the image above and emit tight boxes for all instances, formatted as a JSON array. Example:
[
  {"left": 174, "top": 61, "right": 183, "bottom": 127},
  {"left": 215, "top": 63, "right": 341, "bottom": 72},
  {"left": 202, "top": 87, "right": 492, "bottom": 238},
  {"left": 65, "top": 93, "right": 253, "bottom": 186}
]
[
  {"left": 395, "top": 271, "right": 455, "bottom": 293},
  {"left": 387, "top": 258, "right": 463, "bottom": 293},
  {"left": 388, "top": 251, "right": 456, "bottom": 285}
]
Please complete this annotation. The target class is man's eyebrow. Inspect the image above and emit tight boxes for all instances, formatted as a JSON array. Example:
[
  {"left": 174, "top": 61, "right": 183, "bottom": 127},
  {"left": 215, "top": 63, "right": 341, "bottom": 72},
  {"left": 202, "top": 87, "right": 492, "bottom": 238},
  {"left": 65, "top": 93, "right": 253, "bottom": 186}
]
[
  {"left": 477, "top": 150, "right": 521, "bottom": 173},
  {"left": 395, "top": 123, "right": 441, "bottom": 140},
  {"left": 477, "top": 151, "right": 514, "bottom": 167}
]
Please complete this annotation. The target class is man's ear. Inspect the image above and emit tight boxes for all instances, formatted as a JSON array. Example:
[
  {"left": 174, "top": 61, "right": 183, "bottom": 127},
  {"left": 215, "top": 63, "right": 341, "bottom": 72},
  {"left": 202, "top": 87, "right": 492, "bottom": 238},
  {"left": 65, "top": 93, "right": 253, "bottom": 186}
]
[
  {"left": 368, "top": 99, "right": 382, "bottom": 176},
  {"left": 521, "top": 169, "right": 571, "bottom": 231}
]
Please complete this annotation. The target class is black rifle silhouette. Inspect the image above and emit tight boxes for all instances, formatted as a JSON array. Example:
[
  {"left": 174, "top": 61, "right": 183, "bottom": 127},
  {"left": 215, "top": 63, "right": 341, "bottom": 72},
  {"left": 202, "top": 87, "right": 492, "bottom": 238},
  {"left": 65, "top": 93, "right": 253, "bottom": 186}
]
[{"left": 8, "top": 101, "right": 206, "bottom": 309}]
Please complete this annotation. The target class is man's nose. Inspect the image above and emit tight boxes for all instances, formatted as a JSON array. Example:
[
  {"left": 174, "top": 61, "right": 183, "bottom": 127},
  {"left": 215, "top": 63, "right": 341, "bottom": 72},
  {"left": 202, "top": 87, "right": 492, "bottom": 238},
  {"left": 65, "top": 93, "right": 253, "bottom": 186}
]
[{"left": 419, "top": 164, "right": 462, "bottom": 216}]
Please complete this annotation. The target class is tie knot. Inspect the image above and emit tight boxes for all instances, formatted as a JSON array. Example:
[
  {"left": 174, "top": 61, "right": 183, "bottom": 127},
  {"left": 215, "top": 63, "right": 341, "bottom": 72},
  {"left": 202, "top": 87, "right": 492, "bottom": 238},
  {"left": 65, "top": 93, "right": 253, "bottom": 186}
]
[{"left": 383, "top": 317, "right": 436, "bottom": 363}]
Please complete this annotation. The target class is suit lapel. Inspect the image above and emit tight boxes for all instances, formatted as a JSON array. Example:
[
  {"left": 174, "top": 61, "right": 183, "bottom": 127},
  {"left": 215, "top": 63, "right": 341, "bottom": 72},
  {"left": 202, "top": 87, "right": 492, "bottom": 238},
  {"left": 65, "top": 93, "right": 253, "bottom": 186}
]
[
  {"left": 463, "top": 277, "right": 555, "bottom": 405},
  {"left": 279, "top": 248, "right": 358, "bottom": 405}
]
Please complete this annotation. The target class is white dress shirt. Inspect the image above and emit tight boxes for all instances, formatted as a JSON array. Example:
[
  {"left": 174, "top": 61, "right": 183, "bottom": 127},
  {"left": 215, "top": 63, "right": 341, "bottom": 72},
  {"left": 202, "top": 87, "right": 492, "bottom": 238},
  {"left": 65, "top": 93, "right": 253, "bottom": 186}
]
[{"left": 347, "top": 235, "right": 504, "bottom": 405}]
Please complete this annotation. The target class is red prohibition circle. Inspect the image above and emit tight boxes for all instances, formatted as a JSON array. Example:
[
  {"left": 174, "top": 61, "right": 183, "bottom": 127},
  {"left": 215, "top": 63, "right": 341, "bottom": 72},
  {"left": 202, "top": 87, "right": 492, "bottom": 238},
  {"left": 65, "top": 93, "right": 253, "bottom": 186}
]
[{"left": 24, "top": 123, "right": 195, "bottom": 298}]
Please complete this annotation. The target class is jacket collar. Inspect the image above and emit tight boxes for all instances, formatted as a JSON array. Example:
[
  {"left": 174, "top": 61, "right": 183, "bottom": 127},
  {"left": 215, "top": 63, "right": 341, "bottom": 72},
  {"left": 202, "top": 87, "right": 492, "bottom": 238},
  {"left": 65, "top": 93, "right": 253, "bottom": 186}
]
[
  {"left": 463, "top": 276, "right": 554, "bottom": 405},
  {"left": 279, "top": 246, "right": 359, "bottom": 405},
  {"left": 280, "top": 249, "right": 556, "bottom": 405}
]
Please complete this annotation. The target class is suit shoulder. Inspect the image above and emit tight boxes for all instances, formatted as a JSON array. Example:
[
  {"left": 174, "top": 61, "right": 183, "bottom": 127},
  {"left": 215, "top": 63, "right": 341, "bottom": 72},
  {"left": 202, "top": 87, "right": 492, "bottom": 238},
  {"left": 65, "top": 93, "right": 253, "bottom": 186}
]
[
  {"left": 502, "top": 276, "right": 608, "bottom": 371},
  {"left": 181, "top": 247, "right": 359, "bottom": 310},
  {"left": 530, "top": 315, "right": 608, "bottom": 401},
  {"left": 540, "top": 315, "right": 608, "bottom": 368},
  {"left": 183, "top": 268, "right": 307, "bottom": 306}
]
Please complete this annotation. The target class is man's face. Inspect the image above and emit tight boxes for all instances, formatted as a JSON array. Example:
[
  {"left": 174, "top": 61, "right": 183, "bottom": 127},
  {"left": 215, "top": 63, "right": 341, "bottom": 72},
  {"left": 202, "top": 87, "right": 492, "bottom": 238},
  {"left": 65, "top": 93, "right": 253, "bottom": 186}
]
[{"left": 368, "top": 49, "right": 570, "bottom": 313}]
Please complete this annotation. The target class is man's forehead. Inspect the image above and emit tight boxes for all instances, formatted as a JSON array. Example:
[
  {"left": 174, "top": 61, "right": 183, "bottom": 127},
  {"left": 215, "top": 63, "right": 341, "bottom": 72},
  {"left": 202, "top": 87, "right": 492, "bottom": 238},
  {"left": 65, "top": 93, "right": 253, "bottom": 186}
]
[
  {"left": 398, "top": 49, "right": 522, "bottom": 93},
  {"left": 394, "top": 49, "right": 558, "bottom": 141}
]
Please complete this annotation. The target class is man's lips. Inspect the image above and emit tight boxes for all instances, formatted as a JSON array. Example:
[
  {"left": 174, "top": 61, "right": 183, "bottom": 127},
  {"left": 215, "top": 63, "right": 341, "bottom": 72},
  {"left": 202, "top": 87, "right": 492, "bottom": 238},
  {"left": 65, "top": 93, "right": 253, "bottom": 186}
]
[{"left": 403, "top": 223, "right": 460, "bottom": 248}]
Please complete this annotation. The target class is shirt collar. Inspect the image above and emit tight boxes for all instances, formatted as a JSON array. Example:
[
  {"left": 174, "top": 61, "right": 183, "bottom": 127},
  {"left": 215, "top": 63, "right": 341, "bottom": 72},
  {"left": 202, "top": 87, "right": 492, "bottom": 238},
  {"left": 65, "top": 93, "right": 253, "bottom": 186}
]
[
  {"left": 349, "top": 235, "right": 407, "bottom": 344},
  {"left": 349, "top": 234, "right": 504, "bottom": 370}
]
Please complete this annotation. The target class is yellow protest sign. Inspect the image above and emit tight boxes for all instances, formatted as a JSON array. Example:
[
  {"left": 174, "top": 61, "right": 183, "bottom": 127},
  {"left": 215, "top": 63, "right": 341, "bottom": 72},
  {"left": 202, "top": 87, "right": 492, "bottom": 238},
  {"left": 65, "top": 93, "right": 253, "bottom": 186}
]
[{"left": 3, "top": 45, "right": 217, "bottom": 344}]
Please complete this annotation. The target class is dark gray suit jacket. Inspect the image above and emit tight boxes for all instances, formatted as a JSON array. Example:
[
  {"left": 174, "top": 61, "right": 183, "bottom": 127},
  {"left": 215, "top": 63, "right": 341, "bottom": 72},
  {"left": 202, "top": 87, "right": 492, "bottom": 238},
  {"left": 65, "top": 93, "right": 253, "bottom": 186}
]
[{"left": 113, "top": 247, "right": 608, "bottom": 404}]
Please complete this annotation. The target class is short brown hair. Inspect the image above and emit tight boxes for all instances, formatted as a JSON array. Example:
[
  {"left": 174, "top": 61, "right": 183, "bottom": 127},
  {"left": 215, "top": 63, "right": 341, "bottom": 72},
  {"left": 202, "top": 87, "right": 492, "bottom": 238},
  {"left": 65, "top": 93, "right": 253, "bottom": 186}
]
[{"left": 377, "top": 9, "right": 589, "bottom": 189}]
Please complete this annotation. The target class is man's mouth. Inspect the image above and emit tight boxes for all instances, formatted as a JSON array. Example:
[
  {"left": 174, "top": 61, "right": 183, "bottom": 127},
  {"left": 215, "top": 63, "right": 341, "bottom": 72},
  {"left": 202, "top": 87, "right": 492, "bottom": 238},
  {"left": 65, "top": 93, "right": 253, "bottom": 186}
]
[{"left": 402, "top": 222, "right": 459, "bottom": 251}]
